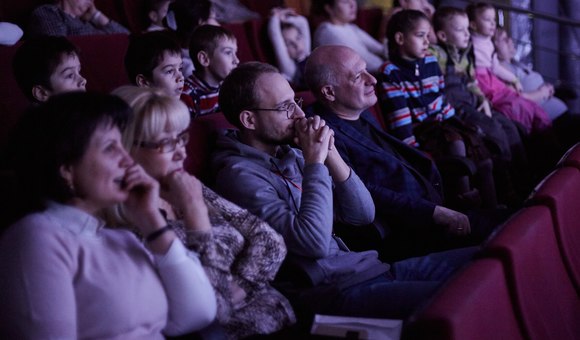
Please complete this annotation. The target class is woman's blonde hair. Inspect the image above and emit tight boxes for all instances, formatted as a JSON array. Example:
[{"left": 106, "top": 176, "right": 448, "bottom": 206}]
[
  {"left": 111, "top": 85, "right": 190, "bottom": 153},
  {"left": 105, "top": 85, "right": 191, "bottom": 227}
]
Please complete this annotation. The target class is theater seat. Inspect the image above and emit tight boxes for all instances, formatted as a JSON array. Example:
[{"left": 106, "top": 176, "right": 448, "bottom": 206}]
[
  {"left": 405, "top": 258, "right": 524, "bottom": 340},
  {"left": 184, "top": 112, "right": 235, "bottom": 181},
  {"left": 558, "top": 142, "right": 580, "bottom": 170},
  {"left": 69, "top": 34, "right": 130, "bottom": 94},
  {"left": 527, "top": 166, "right": 580, "bottom": 294},
  {"left": 482, "top": 206, "right": 580, "bottom": 339},
  {"left": 0, "top": 43, "right": 29, "bottom": 148},
  {"left": 355, "top": 7, "right": 384, "bottom": 40}
]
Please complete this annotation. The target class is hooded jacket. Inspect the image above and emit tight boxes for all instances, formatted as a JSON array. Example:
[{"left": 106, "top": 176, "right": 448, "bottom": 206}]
[{"left": 211, "top": 130, "right": 389, "bottom": 289}]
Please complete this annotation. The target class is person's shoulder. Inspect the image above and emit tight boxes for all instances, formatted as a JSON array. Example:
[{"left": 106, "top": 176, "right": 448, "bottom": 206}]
[
  {"left": 31, "top": 4, "right": 60, "bottom": 15},
  {"left": 379, "top": 60, "right": 400, "bottom": 76}
]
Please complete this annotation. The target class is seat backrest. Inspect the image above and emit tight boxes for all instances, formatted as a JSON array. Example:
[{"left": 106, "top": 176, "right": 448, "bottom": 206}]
[
  {"left": 239, "top": 0, "right": 283, "bottom": 17},
  {"left": 184, "top": 112, "right": 235, "bottom": 181},
  {"left": 0, "top": 43, "right": 29, "bottom": 149},
  {"left": 121, "top": 0, "right": 149, "bottom": 33},
  {"left": 482, "top": 205, "right": 580, "bottom": 340},
  {"left": 355, "top": 7, "right": 384, "bottom": 40},
  {"left": 405, "top": 258, "right": 524, "bottom": 340},
  {"left": 69, "top": 34, "right": 130, "bottom": 94},
  {"left": 0, "top": 0, "right": 40, "bottom": 28},
  {"left": 558, "top": 142, "right": 580, "bottom": 170},
  {"left": 527, "top": 166, "right": 580, "bottom": 294},
  {"left": 244, "top": 18, "right": 273, "bottom": 64}
]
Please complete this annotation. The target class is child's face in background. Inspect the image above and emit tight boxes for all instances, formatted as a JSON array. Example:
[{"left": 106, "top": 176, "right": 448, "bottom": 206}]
[
  {"left": 206, "top": 38, "right": 239, "bottom": 84},
  {"left": 471, "top": 7, "right": 496, "bottom": 37},
  {"left": 440, "top": 14, "right": 470, "bottom": 49},
  {"left": 494, "top": 30, "right": 516, "bottom": 61},
  {"left": 397, "top": 18, "right": 431, "bottom": 60},
  {"left": 149, "top": 51, "right": 184, "bottom": 98},
  {"left": 49, "top": 53, "right": 87, "bottom": 95},
  {"left": 282, "top": 26, "right": 306, "bottom": 61},
  {"left": 150, "top": 0, "right": 171, "bottom": 26}
]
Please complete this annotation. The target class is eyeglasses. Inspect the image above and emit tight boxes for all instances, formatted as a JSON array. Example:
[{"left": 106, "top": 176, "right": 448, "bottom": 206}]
[
  {"left": 249, "top": 97, "right": 303, "bottom": 119},
  {"left": 135, "top": 131, "right": 190, "bottom": 153}
]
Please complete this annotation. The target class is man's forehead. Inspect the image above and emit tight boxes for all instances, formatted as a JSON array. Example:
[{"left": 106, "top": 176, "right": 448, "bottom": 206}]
[{"left": 255, "top": 72, "right": 294, "bottom": 102}]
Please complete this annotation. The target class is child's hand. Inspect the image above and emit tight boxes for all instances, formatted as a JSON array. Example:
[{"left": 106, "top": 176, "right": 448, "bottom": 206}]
[{"left": 511, "top": 80, "right": 523, "bottom": 93}]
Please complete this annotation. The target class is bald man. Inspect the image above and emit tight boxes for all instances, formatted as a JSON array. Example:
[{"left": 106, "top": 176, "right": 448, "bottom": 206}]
[{"left": 305, "top": 45, "right": 502, "bottom": 260}]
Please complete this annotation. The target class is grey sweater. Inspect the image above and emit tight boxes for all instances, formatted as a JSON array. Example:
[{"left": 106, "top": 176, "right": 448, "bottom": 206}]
[{"left": 211, "top": 130, "right": 389, "bottom": 289}]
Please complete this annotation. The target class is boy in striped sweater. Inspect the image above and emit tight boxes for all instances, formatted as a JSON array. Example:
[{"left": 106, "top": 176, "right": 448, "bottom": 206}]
[
  {"left": 182, "top": 25, "right": 239, "bottom": 117},
  {"left": 379, "top": 9, "right": 497, "bottom": 209}
]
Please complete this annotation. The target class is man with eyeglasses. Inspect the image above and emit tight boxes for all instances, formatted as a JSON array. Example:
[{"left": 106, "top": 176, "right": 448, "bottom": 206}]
[{"left": 210, "top": 61, "right": 476, "bottom": 323}]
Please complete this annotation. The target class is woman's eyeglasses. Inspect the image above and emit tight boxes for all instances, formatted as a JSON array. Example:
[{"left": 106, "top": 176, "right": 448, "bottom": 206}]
[{"left": 135, "top": 131, "right": 190, "bottom": 153}]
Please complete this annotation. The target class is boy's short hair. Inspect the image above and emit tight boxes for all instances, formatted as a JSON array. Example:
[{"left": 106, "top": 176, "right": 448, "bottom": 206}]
[
  {"left": 12, "top": 36, "right": 79, "bottom": 102},
  {"left": 433, "top": 6, "right": 467, "bottom": 34},
  {"left": 466, "top": 2, "right": 494, "bottom": 22},
  {"left": 219, "top": 62, "right": 279, "bottom": 129},
  {"left": 386, "top": 9, "right": 430, "bottom": 59},
  {"left": 124, "top": 31, "right": 182, "bottom": 84},
  {"left": 189, "top": 25, "right": 236, "bottom": 70}
]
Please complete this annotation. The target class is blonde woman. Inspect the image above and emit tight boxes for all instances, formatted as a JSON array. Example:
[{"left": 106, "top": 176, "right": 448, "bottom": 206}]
[{"left": 110, "top": 86, "right": 295, "bottom": 339}]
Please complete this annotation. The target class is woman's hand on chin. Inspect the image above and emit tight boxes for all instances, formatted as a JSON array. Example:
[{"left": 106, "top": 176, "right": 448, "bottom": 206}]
[{"left": 122, "top": 163, "right": 165, "bottom": 233}]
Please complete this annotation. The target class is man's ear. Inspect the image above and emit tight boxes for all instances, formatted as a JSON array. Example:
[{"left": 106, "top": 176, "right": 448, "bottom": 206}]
[
  {"left": 197, "top": 51, "right": 210, "bottom": 67},
  {"left": 136, "top": 74, "right": 151, "bottom": 88},
  {"left": 394, "top": 31, "right": 405, "bottom": 46},
  {"left": 239, "top": 110, "right": 256, "bottom": 130},
  {"left": 436, "top": 30, "right": 447, "bottom": 43},
  {"left": 32, "top": 85, "right": 50, "bottom": 102},
  {"left": 320, "top": 84, "right": 336, "bottom": 102}
]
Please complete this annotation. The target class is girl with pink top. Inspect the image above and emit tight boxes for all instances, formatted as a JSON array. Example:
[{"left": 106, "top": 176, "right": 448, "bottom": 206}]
[{"left": 467, "top": 2, "right": 551, "bottom": 134}]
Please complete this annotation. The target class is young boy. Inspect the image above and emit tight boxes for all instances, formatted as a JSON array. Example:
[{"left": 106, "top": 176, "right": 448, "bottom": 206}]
[
  {"left": 380, "top": 9, "right": 497, "bottom": 209},
  {"left": 124, "top": 30, "right": 184, "bottom": 100},
  {"left": 431, "top": 6, "right": 530, "bottom": 202},
  {"left": 182, "top": 24, "right": 239, "bottom": 117},
  {"left": 12, "top": 36, "right": 87, "bottom": 103}
]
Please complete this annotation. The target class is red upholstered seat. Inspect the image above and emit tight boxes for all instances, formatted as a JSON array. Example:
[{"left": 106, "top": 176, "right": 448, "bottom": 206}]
[
  {"left": 482, "top": 206, "right": 580, "bottom": 339},
  {"left": 355, "top": 7, "right": 384, "bottom": 40},
  {"left": 527, "top": 166, "right": 580, "bottom": 295},
  {"left": 69, "top": 34, "right": 130, "bottom": 94},
  {"left": 405, "top": 258, "right": 524, "bottom": 340},
  {"left": 558, "top": 142, "right": 580, "bottom": 170},
  {"left": 184, "top": 112, "right": 235, "bottom": 180},
  {"left": 239, "top": 0, "right": 283, "bottom": 18},
  {"left": 0, "top": 43, "right": 29, "bottom": 148}
]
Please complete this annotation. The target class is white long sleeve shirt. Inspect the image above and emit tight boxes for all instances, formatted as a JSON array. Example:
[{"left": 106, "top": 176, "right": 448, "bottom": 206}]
[{"left": 0, "top": 202, "right": 216, "bottom": 339}]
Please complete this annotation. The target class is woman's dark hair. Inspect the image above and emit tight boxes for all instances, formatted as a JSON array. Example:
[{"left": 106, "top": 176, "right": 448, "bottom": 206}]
[
  {"left": 11, "top": 92, "right": 131, "bottom": 212},
  {"left": 386, "top": 9, "right": 430, "bottom": 59}
]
